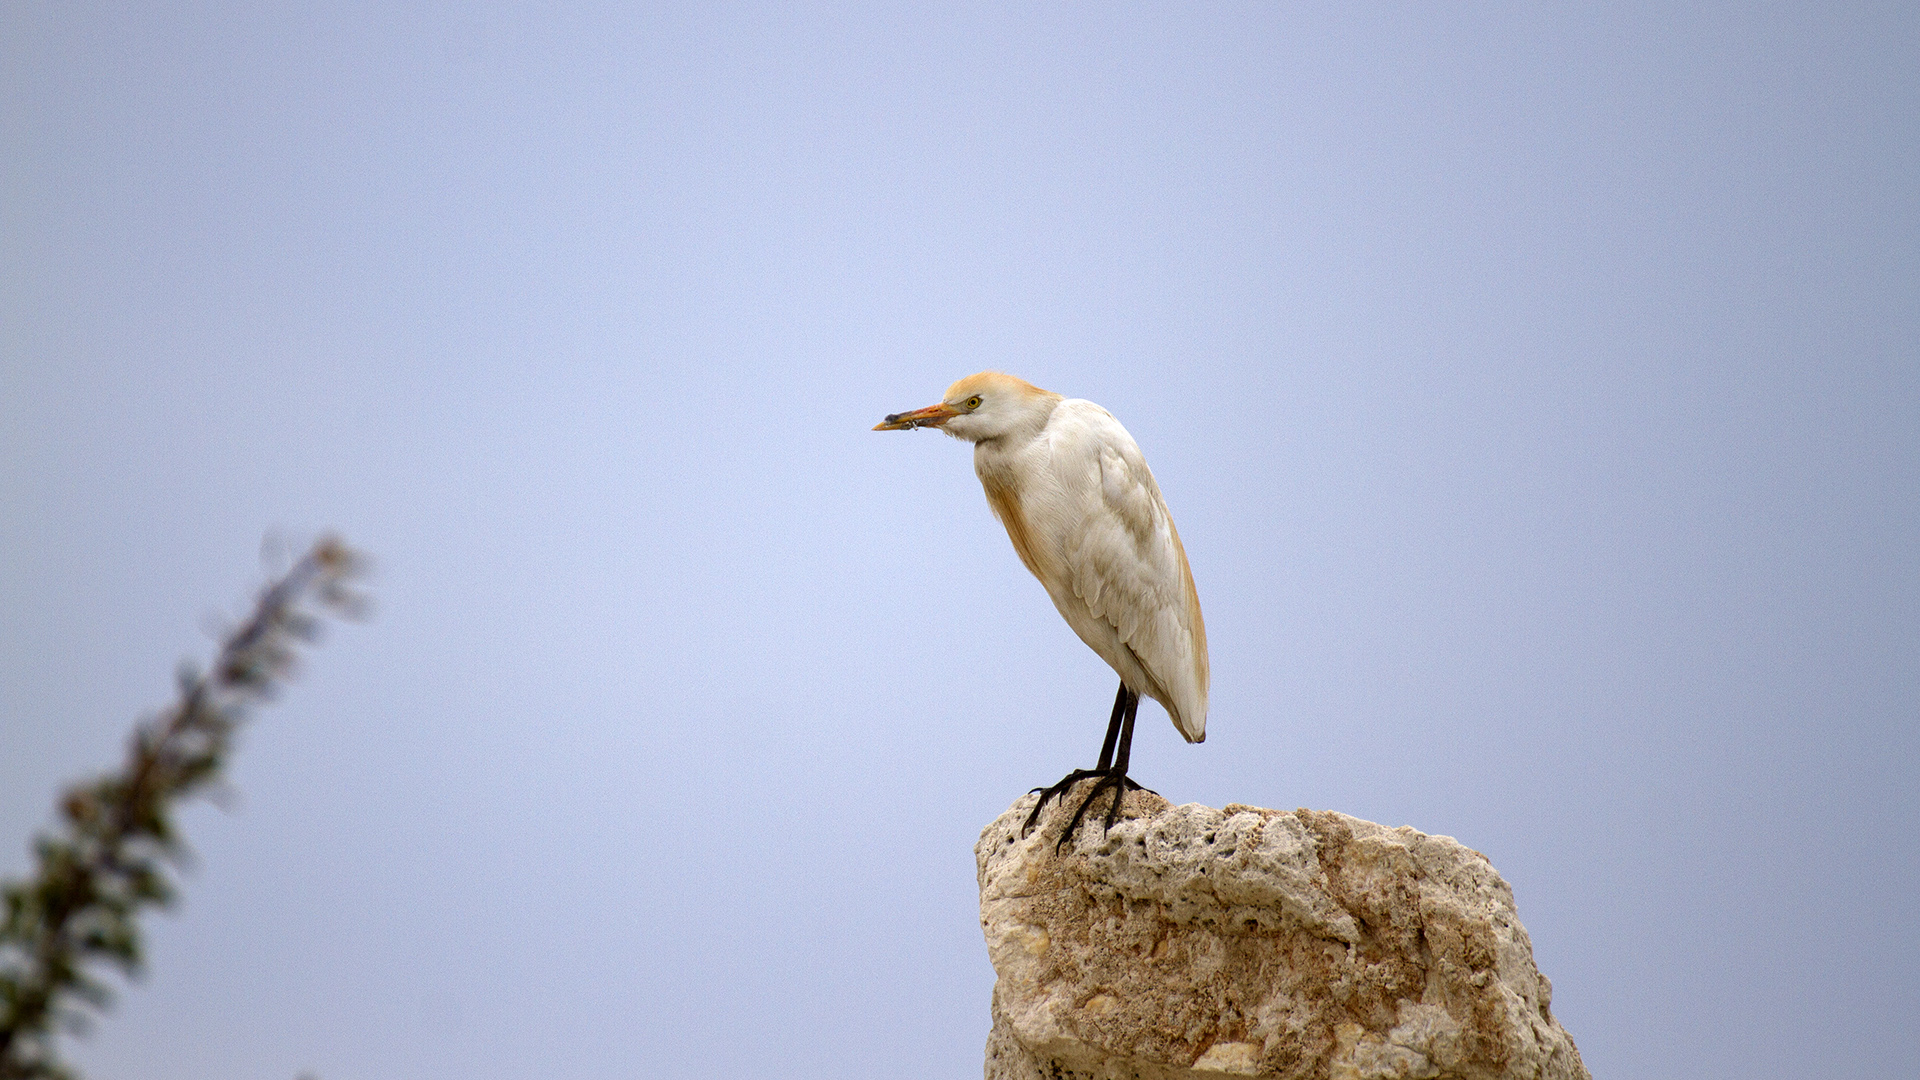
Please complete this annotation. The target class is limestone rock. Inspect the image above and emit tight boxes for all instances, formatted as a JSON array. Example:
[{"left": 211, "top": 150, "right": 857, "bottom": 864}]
[{"left": 978, "top": 790, "right": 1588, "bottom": 1080}]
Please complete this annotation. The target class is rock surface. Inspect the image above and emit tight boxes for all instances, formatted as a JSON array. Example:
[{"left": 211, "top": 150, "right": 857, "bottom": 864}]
[{"left": 978, "top": 789, "right": 1588, "bottom": 1080}]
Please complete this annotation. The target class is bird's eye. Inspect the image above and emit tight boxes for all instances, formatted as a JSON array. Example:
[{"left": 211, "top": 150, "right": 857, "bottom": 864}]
[{"left": 965, "top": 396, "right": 983, "bottom": 410}]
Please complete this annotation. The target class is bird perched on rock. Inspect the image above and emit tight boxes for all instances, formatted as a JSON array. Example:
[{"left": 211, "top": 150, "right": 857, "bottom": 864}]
[{"left": 874, "top": 372, "right": 1207, "bottom": 841}]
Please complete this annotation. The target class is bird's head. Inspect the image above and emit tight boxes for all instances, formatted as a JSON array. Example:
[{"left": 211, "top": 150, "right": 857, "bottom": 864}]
[{"left": 872, "top": 372, "right": 1061, "bottom": 444}]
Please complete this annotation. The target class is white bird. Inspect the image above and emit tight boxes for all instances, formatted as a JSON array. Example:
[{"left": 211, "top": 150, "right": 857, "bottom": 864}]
[{"left": 875, "top": 371, "right": 1208, "bottom": 839}]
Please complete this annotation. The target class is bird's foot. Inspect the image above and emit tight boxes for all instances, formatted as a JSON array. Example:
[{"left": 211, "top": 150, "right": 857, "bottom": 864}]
[
  {"left": 1021, "top": 769, "right": 1156, "bottom": 849},
  {"left": 1059, "top": 771, "right": 1151, "bottom": 848},
  {"left": 1021, "top": 769, "right": 1103, "bottom": 835}
]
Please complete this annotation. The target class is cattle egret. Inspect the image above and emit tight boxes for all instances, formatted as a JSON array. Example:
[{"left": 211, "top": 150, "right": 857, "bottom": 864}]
[{"left": 875, "top": 372, "right": 1208, "bottom": 841}]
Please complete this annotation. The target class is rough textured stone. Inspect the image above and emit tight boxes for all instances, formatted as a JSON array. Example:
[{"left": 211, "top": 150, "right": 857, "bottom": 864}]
[{"left": 978, "top": 790, "right": 1588, "bottom": 1080}]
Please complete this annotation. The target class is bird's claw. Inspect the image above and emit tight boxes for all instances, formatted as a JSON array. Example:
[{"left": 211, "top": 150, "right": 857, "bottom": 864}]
[
  {"left": 1021, "top": 769, "right": 1154, "bottom": 850},
  {"left": 1059, "top": 772, "right": 1148, "bottom": 847},
  {"left": 1022, "top": 768, "right": 1099, "bottom": 833}
]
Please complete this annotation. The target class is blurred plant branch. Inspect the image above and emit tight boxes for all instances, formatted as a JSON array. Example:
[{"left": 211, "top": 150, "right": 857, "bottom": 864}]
[{"left": 0, "top": 537, "right": 369, "bottom": 1080}]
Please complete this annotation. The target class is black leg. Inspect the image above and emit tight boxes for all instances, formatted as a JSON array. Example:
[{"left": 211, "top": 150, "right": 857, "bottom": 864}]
[
  {"left": 1022, "top": 681, "right": 1155, "bottom": 845},
  {"left": 1059, "top": 691, "right": 1146, "bottom": 839},
  {"left": 1094, "top": 680, "right": 1129, "bottom": 772},
  {"left": 1089, "top": 692, "right": 1144, "bottom": 830},
  {"left": 1111, "top": 689, "right": 1140, "bottom": 774}
]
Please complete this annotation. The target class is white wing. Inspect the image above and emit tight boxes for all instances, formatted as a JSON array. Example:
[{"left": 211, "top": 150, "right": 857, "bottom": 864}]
[{"left": 1041, "top": 401, "right": 1209, "bottom": 741}]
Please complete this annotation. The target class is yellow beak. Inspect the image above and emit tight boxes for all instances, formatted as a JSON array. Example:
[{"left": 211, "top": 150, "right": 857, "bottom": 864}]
[{"left": 872, "top": 402, "right": 961, "bottom": 431}]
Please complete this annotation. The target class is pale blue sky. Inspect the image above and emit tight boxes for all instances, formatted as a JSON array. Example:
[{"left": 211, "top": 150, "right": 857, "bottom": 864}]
[{"left": 3, "top": 4, "right": 1916, "bottom": 1078}]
